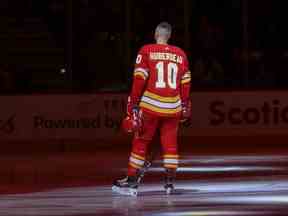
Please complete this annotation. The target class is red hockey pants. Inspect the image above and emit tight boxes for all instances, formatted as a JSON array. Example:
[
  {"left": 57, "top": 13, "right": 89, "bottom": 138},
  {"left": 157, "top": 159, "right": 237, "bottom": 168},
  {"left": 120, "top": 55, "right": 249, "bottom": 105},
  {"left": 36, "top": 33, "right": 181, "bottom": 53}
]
[{"left": 127, "top": 112, "right": 180, "bottom": 176}]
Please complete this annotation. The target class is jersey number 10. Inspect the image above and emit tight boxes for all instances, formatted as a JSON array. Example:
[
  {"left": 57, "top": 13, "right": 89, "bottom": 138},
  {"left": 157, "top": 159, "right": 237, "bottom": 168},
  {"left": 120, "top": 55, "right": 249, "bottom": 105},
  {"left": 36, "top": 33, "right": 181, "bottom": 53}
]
[{"left": 155, "top": 61, "right": 178, "bottom": 89}]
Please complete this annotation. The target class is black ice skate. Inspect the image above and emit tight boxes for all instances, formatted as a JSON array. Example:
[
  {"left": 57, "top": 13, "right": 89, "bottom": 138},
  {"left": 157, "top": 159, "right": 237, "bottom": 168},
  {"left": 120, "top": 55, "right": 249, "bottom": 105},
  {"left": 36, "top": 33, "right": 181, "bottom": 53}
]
[
  {"left": 112, "top": 160, "right": 152, "bottom": 196},
  {"left": 164, "top": 169, "right": 176, "bottom": 195},
  {"left": 112, "top": 176, "right": 138, "bottom": 196}
]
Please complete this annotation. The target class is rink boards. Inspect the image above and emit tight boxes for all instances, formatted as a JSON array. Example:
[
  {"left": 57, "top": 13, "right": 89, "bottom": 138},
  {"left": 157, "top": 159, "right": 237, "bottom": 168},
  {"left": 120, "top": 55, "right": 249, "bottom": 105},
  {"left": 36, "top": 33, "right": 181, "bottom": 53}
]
[{"left": 0, "top": 91, "right": 287, "bottom": 144}]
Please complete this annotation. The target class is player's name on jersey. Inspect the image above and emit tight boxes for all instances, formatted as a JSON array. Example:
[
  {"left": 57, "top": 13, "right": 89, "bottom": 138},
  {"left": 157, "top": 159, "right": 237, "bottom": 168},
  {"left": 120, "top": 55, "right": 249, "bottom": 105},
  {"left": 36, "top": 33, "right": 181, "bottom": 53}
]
[{"left": 149, "top": 52, "right": 183, "bottom": 64}]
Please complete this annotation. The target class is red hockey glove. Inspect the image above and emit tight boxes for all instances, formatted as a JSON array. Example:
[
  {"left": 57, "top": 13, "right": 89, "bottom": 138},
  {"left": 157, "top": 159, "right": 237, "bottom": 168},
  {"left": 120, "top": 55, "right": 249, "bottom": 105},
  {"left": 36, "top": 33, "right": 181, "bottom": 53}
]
[
  {"left": 181, "top": 100, "right": 191, "bottom": 122},
  {"left": 122, "top": 106, "right": 143, "bottom": 134}
]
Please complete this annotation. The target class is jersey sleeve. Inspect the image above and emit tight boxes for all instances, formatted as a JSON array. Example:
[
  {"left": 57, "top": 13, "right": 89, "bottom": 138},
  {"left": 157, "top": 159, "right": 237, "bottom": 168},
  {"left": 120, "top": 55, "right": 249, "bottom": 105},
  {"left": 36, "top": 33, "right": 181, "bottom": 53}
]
[
  {"left": 181, "top": 53, "right": 191, "bottom": 84},
  {"left": 134, "top": 47, "right": 149, "bottom": 81},
  {"left": 180, "top": 53, "right": 191, "bottom": 103},
  {"left": 129, "top": 47, "right": 149, "bottom": 108}
]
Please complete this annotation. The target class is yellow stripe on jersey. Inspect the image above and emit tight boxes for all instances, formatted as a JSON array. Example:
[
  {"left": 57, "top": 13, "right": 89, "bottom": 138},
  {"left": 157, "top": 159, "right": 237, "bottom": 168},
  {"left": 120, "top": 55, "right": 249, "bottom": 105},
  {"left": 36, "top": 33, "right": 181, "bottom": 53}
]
[
  {"left": 143, "top": 91, "right": 180, "bottom": 103},
  {"left": 181, "top": 78, "right": 191, "bottom": 84},
  {"left": 140, "top": 90, "right": 182, "bottom": 115},
  {"left": 182, "top": 70, "right": 191, "bottom": 79},
  {"left": 134, "top": 71, "right": 147, "bottom": 80},
  {"left": 134, "top": 67, "right": 149, "bottom": 79},
  {"left": 141, "top": 95, "right": 181, "bottom": 109},
  {"left": 181, "top": 71, "right": 191, "bottom": 83},
  {"left": 140, "top": 101, "right": 181, "bottom": 114}
]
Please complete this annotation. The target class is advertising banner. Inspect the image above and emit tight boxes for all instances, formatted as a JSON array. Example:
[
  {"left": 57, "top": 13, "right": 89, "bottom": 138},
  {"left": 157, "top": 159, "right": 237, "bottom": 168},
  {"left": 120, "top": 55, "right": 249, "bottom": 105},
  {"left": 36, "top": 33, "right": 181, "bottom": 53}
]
[
  {"left": 181, "top": 91, "right": 288, "bottom": 136},
  {"left": 0, "top": 94, "right": 127, "bottom": 140}
]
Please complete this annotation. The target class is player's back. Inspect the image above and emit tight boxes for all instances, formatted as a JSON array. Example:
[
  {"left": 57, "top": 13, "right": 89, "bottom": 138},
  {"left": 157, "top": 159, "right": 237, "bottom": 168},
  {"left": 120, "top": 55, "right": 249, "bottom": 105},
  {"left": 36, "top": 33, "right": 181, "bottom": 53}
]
[{"left": 136, "top": 44, "right": 189, "bottom": 117}]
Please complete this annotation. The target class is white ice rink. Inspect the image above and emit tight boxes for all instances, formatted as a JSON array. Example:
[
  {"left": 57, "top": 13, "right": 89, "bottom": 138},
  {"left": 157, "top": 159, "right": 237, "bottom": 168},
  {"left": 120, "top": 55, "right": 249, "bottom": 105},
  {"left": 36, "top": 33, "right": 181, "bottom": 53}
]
[{"left": 0, "top": 154, "right": 287, "bottom": 216}]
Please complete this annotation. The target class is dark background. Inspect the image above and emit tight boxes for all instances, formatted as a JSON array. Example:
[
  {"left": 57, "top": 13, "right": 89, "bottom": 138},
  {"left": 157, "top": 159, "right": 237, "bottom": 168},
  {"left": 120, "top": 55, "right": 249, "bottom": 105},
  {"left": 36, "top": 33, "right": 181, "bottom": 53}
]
[{"left": 0, "top": 0, "right": 287, "bottom": 93}]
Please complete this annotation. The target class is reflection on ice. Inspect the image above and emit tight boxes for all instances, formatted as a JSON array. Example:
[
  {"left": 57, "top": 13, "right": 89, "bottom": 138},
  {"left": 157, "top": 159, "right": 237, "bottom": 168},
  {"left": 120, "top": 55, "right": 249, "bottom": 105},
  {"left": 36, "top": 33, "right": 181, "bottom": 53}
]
[
  {"left": 148, "top": 166, "right": 285, "bottom": 173},
  {"left": 0, "top": 154, "right": 287, "bottom": 216},
  {"left": 0, "top": 178, "right": 287, "bottom": 216},
  {"left": 149, "top": 210, "right": 261, "bottom": 216}
]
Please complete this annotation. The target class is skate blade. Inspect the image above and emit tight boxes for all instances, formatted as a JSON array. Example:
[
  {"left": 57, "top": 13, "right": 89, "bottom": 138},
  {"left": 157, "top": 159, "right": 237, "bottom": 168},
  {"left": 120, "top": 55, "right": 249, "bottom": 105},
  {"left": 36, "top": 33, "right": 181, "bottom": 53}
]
[{"left": 112, "top": 186, "right": 138, "bottom": 197}]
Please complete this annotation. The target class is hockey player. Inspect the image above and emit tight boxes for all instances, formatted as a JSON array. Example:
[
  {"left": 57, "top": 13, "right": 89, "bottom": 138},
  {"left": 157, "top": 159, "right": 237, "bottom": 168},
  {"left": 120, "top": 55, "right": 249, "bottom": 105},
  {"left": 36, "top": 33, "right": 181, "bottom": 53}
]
[{"left": 112, "top": 22, "right": 191, "bottom": 196}]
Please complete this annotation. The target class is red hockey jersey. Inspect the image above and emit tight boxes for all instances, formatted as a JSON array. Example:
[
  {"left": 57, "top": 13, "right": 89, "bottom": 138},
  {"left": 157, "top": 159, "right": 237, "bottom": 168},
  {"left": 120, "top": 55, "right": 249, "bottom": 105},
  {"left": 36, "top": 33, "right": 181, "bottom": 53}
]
[{"left": 130, "top": 44, "right": 191, "bottom": 117}]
